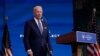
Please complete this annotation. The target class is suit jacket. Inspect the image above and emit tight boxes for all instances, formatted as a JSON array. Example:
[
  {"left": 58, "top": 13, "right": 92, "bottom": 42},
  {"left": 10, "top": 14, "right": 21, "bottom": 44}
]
[{"left": 23, "top": 18, "right": 52, "bottom": 56}]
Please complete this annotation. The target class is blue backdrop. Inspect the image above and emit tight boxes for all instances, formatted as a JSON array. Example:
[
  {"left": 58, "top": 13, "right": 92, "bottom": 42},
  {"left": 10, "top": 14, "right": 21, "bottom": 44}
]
[
  {"left": 0, "top": 0, "right": 4, "bottom": 51},
  {"left": 0, "top": 0, "right": 73, "bottom": 56}
]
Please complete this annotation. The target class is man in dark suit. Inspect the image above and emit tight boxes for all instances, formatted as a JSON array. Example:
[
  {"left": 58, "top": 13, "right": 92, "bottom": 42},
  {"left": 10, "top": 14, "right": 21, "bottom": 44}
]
[{"left": 23, "top": 6, "right": 52, "bottom": 56}]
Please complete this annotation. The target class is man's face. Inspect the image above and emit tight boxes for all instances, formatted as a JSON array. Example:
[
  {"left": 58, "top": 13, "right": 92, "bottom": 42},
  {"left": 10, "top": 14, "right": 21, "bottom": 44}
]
[{"left": 34, "top": 7, "right": 43, "bottom": 19}]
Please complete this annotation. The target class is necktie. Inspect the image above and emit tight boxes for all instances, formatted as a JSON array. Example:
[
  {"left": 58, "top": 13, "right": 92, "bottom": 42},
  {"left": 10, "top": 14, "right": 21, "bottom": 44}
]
[{"left": 38, "top": 20, "right": 43, "bottom": 34}]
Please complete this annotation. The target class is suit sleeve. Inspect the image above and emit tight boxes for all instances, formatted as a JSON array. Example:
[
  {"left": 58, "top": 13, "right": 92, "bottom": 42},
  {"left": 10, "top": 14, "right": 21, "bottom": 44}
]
[
  {"left": 46, "top": 28, "right": 52, "bottom": 51},
  {"left": 23, "top": 22, "right": 31, "bottom": 51}
]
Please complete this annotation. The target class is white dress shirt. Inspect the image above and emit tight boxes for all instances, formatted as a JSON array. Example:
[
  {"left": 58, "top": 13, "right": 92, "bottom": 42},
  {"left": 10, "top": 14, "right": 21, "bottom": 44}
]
[{"left": 34, "top": 17, "right": 43, "bottom": 33}]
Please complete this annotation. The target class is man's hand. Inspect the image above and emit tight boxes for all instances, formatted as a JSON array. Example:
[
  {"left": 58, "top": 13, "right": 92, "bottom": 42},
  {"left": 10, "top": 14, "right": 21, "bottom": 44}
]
[
  {"left": 27, "top": 49, "right": 33, "bottom": 56},
  {"left": 49, "top": 50, "right": 52, "bottom": 56}
]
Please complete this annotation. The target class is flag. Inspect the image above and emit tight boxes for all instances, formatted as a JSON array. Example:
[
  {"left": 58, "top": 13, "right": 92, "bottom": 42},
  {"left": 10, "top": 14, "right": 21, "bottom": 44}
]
[
  {"left": 1, "top": 17, "right": 12, "bottom": 56},
  {"left": 87, "top": 43, "right": 99, "bottom": 56},
  {"left": 87, "top": 8, "right": 100, "bottom": 56},
  {"left": 87, "top": 20, "right": 100, "bottom": 56}
]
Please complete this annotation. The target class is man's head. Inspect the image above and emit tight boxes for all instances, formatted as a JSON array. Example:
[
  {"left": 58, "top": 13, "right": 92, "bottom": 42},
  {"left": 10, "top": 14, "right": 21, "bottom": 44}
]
[{"left": 33, "top": 6, "right": 43, "bottom": 20}]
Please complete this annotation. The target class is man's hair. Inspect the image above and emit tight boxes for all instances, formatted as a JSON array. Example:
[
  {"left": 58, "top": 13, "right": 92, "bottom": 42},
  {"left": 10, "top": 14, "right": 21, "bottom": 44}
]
[{"left": 33, "top": 6, "right": 43, "bottom": 11}]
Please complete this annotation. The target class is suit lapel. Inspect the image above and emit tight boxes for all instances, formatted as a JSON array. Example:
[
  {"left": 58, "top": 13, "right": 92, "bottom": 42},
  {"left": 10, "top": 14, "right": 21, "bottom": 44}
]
[
  {"left": 31, "top": 19, "right": 48, "bottom": 36},
  {"left": 41, "top": 19, "right": 48, "bottom": 36},
  {"left": 31, "top": 19, "right": 42, "bottom": 35}
]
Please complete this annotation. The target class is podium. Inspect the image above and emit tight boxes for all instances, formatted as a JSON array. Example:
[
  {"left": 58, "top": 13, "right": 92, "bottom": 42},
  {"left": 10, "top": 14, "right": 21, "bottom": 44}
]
[{"left": 56, "top": 31, "right": 97, "bottom": 56}]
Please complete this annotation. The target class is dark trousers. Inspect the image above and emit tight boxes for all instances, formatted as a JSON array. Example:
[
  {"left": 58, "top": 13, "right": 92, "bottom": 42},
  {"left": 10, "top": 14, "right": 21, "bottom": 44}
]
[
  {"left": 29, "top": 46, "right": 47, "bottom": 56},
  {"left": 40, "top": 46, "right": 47, "bottom": 56}
]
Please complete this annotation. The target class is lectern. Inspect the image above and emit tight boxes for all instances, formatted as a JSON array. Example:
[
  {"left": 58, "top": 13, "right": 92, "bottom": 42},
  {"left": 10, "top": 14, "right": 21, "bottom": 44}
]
[{"left": 56, "top": 31, "right": 97, "bottom": 56}]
